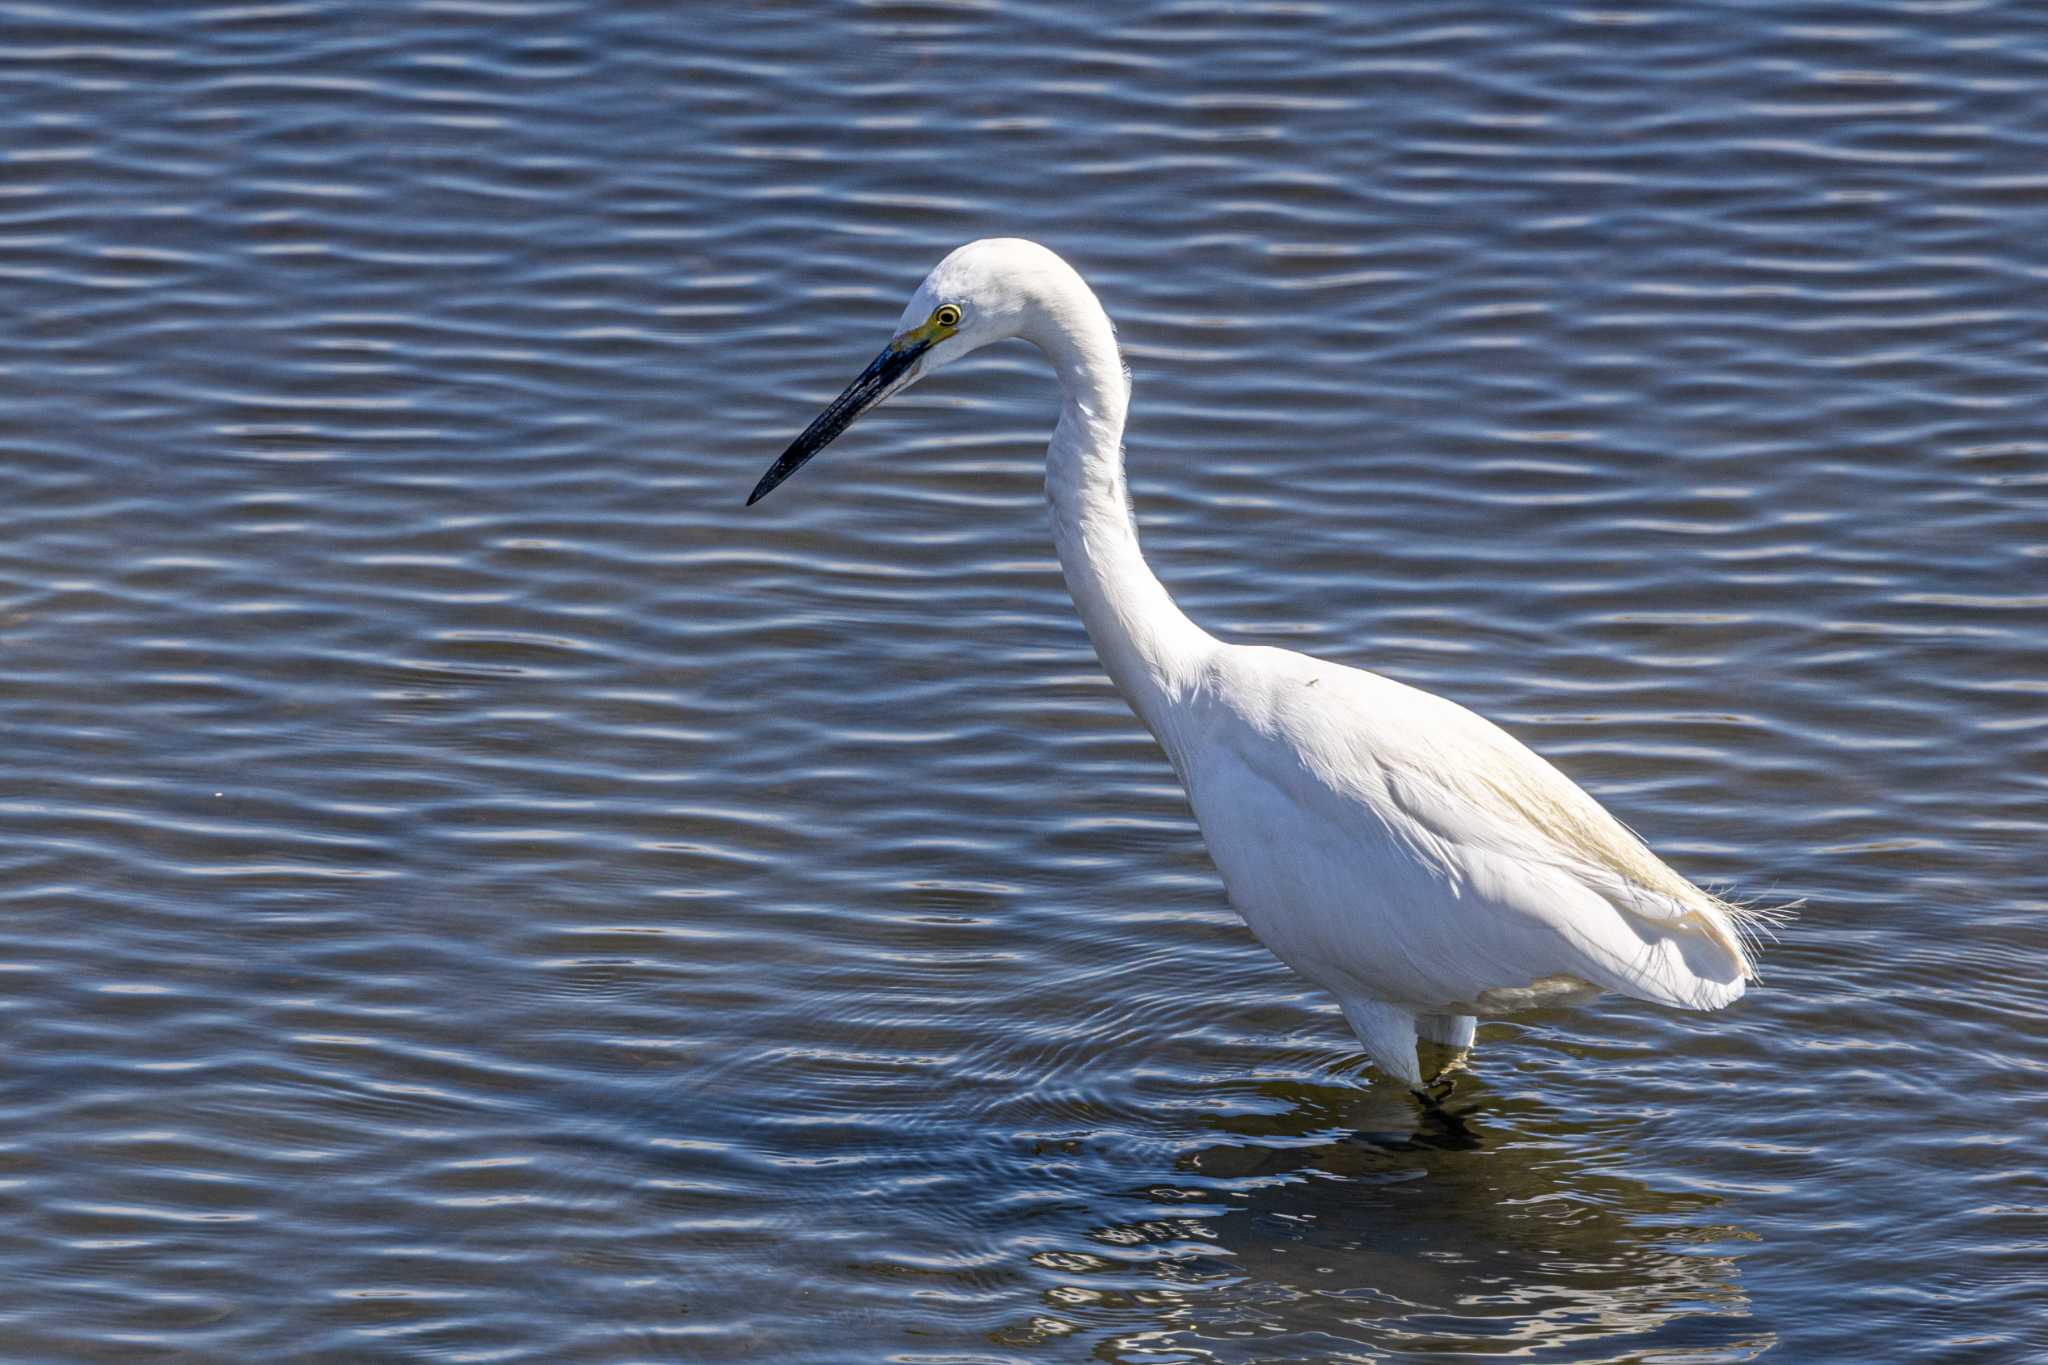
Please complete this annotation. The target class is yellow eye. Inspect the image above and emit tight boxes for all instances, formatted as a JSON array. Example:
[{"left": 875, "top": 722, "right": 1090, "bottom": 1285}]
[{"left": 934, "top": 304, "right": 962, "bottom": 328}]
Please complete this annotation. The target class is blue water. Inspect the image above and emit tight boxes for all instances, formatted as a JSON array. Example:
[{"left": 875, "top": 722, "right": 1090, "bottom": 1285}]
[{"left": 2, "top": 2, "right": 2045, "bottom": 1360}]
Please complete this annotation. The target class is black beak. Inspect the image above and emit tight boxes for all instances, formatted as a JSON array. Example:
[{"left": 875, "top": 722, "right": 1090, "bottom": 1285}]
[{"left": 748, "top": 337, "right": 931, "bottom": 505}]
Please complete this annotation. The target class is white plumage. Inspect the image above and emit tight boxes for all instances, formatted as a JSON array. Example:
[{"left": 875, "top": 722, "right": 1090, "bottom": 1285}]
[{"left": 751, "top": 238, "right": 1772, "bottom": 1094}]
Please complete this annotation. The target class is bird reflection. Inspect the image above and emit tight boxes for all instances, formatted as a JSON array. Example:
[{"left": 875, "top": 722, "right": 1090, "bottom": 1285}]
[{"left": 1067, "top": 1074, "right": 1771, "bottom": 1360}]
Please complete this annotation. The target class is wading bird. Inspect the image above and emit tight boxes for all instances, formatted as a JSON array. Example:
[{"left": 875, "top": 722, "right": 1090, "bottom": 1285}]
[{"left": 748, "top": 239, "right": 1770, "bottom": 1099}]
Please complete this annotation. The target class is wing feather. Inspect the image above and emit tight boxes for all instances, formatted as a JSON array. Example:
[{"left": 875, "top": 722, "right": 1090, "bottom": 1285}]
[{"left": 1202, "top": 647, "right": 1777, "bottom": 1013}]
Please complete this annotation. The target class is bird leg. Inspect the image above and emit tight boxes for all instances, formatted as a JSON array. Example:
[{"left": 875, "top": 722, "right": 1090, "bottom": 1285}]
[
  {"left": 1339, "top": 997, "right": 1423, "bottom": 1090},
  {"left": 1406, "top": 1078, "right": 1479, "bottom": 1145},
  {"left": 1412, "top": 1075, "right": 1459, "bottom": 1107},
  {"left": 1415, "top": 1013, "right": 1476, "bottom": 1087},
  {"left": 1414, "top": 1037, "right": 1471, "bottom": 1087}
]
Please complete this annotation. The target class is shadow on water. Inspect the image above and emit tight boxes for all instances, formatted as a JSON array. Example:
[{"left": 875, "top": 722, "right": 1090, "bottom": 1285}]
[{"left": 1070, "top": 1077, "right": 1777, "bottom": 1362}]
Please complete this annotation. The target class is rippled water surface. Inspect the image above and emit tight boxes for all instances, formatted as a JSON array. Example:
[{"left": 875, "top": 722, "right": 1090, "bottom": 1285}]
[{"left": 4, "top": 2, "right": 2047, "bottom": 1360}]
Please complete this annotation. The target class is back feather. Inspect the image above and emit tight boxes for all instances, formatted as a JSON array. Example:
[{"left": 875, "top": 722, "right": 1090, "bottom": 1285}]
[{"left": 1363, "top": 686, "right": 1789, "bottom": 997}]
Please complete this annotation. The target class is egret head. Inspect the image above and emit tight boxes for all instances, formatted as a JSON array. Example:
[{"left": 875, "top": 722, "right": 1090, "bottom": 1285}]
[{"left": 747, "top": 239, "right": 1063, "bottom": 505}]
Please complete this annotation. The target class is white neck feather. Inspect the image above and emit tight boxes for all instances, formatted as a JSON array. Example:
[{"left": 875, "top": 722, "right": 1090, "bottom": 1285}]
[{"left": 1017, "top": 280, "right": 1215, "bottom": 760}]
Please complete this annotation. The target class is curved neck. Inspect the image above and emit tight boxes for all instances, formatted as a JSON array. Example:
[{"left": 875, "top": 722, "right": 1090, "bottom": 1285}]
[{"left": 1020, "top": 290, "right": 1214, "bottom": 759}]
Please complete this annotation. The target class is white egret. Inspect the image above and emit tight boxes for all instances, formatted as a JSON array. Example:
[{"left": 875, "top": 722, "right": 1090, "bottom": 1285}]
[{"left": 749, "top": 239, "right": 1772, "bottom": 1098}]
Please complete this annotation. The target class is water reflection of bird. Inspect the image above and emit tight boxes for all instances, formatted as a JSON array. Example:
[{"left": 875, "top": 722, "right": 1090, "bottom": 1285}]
[
  {"left": 1100, "top": 1077, "right": 1762, "bottom": 1357},
  {"left": 749, "top": 238, "right": 1774, "bottom": 1100}
]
